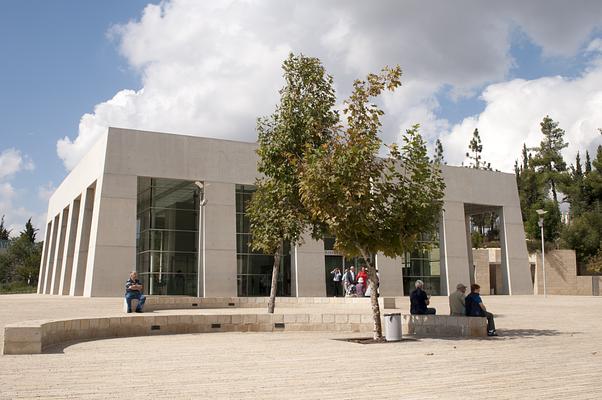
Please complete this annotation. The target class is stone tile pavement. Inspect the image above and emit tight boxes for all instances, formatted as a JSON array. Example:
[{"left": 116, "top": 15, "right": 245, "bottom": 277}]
[{"left": 1, "top": 294, "right": 601, "bottom": 399}]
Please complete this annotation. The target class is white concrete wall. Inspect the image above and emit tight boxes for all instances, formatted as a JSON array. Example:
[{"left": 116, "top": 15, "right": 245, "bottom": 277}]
[
  {"left": 376, "top": 253, "right": 403, "bottom": 296},
  {"left": 440, "top": 166, "right": 532, "bottom": 295},
  {"left": 293, "top": 233, "right": 326, "bottom": 296},
  {"left": 203, "top": 182, "right": 237, "bottom": 297}
]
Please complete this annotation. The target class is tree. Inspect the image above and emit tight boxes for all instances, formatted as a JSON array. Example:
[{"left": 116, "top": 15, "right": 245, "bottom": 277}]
[
  {"left": 559, "top": 152, "right": 587, "bottom": 217},
  {"left": 434, "top": 139, "right": 445, "bottom": 164},
  {"left": 516, "top": 144, "right": 545, "bottom": 232},
  {"left": 560, "top": 210, "right": 602, "bottom": 272},
  {"left": 20, "top": 218, "right": 37, "bottom": 243},
  {"left": 247, "top": 53, "right": 338, "bottom": 313},
  {"left": 585, "top": 151, "right": 592, "bottom": 174},
  {"left": 0, "top": 215, "right": 11, "bottom": 240},
  {"left": 465, "top": 128, "right": 491, "bottom": 170},
  {"left": 0, "top": 219, "right": 42, "bottom": 287},
  {"left": 300, "top": 67, "right": 445, "bottom": 340},
  {"left": 524, "top": 199, "right": 562, "bottom": 242},
  {"left": 530, "top": 115, "right": 568, "bottom": 204}
]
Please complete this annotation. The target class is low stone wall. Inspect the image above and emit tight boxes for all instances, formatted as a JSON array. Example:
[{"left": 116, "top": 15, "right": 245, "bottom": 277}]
[
  {"left": 3, "top": 311, "right": 487, "bottom": 355},
  {"left": 143, "top": 296, "right": 381, "bottom": 312},
  {"left": 534, "top": 250, "right": 602, "bottom": 296},
  {"left": 3, "top": 312, "right": 374, "bottom": 355},
  {"left": 403, "top": 315, "right": 488, "bottom": 337}
]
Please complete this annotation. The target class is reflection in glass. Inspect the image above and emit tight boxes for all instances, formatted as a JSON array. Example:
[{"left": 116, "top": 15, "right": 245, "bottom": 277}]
[
  {"left": 136, "top": 177, "right": 200, "bottom": 296},
  {"left": 402, "top": 240, "right": 441, "bottom": 295},
  {"left": 235, "top": 185, "right": 291, "bottom": 296}
]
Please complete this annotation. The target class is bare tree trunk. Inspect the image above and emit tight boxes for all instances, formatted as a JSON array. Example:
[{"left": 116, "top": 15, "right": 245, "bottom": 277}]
[
  {"left": 267, "top": 243, "right": 283, "bottom": 314},
  {"left": 359, "top": 247, "right": 383, "bottom": 341}
]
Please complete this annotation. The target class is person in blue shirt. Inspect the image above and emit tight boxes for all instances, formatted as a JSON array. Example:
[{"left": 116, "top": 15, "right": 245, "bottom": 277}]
[
  {"left": 465, "top": 283, "right": 497, "bottom": 336},
  {"left": 410, "top": 280, "right": 436, "bottom": 315},
  {"left": 125, "top": 271, "right": 146, "bottom": 313}
]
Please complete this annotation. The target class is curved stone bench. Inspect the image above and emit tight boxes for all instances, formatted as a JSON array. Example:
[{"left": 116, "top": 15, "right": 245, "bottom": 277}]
[
  {"left": 3, "top": 311, "right": 488, "bottom": 355},
  {"left": 3, "top": 312, "right": 374, "bottom": 355},
  {"left": 142, "top": 296, "right": 380, "bottom": 312}
]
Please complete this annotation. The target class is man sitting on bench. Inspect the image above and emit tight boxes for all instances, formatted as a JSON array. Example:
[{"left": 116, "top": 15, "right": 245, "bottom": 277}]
[
  {"left": 465, "top": 283, "right": 497, "bottom": 336},
  {"left": 125, "top": 271, "right": 146, "bottom": 313}
]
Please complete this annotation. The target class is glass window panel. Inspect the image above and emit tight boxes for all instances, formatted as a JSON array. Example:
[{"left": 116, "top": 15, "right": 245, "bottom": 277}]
[
  {"left": 136, "top": 177, "right": 200, "bottom": 296},
  {"left": 235, "top": 183, "right": 291, "bottom": 296},
  {"left": 151, "top": 208, "right": 198, "bottom": 231},
  {"left": 323, "top": 236, "right": 336, "bottom": 251}
]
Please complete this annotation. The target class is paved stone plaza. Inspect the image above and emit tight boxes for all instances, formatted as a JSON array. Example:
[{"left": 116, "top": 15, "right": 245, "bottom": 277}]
[{"left": 1, "top": 294, "right": 601, "bottom": 399}]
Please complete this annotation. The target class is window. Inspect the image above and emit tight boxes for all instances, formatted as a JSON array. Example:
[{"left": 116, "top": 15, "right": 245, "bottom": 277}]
[
  {"left": 136, "top": 177, "right": 199, "bottom": 296},
  {"left": 235, "top": 184, "right": 291, "bottom": 296}
]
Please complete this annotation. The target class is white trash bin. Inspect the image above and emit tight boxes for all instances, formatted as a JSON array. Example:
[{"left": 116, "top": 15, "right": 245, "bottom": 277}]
[{"left": 384, "top": 313, "right": 402, "bottom": 341}]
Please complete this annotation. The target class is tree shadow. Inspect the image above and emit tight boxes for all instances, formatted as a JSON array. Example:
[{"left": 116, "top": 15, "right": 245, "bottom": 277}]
[
  {"left": 432, "top": 328, "right": 582, "bottom": 341},
  {"left": 496, "top": 329, "right": 582, "bottom": 339}
]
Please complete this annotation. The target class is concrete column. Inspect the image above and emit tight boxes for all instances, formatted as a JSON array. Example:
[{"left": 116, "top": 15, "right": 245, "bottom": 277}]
[
  {"left": 70, "top": 186, "right": 95, "bottom": 296},
  {"left": 59, "top": 198, "right": 80, "bottom": 295},
  {"left": 440, "top": 201, "right": 471, "bottom": 296},
  {"left": 50, "top": 207, "right": 69, "bottom": 295},
  {"left": 499, "top": 205, "right": 533, "bottom": 294},
  {"left": 43, "top": 215, "right": 59, "bottom": 294},
  {"left": 293, "top": 233, "right": 325, "bottom": 297},
  {"left": 472, "top": 249, "right": 490, "bottom": 295},
  {"left": 203, "top": 181, "right": 237, "bottom": 297},
  {"left": 465, "top": 214, "right": 475, "bottom": 285},
  {"left": 84, "top": 174, "right": 137, "bottom": 297},
  {"left": 37, "top": 221, "right": 52, "bottom": 294},
  {"left": 375, "top": 253, "right": 403, "bottom": 296}
]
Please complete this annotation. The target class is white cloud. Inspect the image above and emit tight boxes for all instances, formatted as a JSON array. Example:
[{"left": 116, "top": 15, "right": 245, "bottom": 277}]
[
  {"left": 586, "top": 38, "right": 602, "bottom": 54},
  {"left": 0, "top": 148, "right": 42, "bottom": 238},
  {"left": 38, "top": 182, "right": 56, "bottom": 203},
  {"left": 56, "top": 0, "right": 602, "bottom": 170},
  {"left": 0, "top": 148, "right": 34, "bottom": 180},
  {"left": 440, "top": 59, "right": 602, "bottom": 172}
]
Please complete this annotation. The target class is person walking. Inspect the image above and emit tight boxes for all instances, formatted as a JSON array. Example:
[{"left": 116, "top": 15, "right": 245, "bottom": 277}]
[{"left": 330, "top": 267, "right": 343, "bottom": 297}]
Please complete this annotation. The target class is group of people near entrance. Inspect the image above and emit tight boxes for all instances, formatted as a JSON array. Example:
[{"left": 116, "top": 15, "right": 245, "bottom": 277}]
[
  {"left": 330, "top": 266, "right": 377, "bottom": 297},
  {"left": 410, "top": 279, "right": 497, "bottom": 336}
]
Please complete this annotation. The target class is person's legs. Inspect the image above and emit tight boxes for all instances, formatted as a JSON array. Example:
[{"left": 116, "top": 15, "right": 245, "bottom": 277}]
[
  {"left": 485, "top": 311, "right": 496, "bottom": 332},
  {"left": 136, "top": 293, "right": 146, "bottom": 312},
  {"left": 125, "top": 294, "right": 134, "bottom": 313},
  {"left": 426, "top": 308, "right": 436, "bottom": 315}
]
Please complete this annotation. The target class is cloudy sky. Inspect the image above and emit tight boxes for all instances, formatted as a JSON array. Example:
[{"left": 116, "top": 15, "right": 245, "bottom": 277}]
[{"left": 1, "top": 0, "right": 602, "bottom": 237}]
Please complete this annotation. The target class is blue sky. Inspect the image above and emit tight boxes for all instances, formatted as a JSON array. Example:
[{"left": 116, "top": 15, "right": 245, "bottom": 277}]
[
  {"left": 0, "top": 1, "right": 145, "bottom": 227},
  {"left": 1, "top": 1, "right": 601, "bottom": 236}
]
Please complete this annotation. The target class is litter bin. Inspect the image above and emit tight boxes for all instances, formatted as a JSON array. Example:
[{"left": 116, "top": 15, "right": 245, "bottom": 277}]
[{"left": 384, "top": 313, "right": 402, "bottom": 341}]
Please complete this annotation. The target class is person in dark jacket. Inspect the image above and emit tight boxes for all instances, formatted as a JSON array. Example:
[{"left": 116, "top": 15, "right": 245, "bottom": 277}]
[
  {"left": 465, "top": 283, "right": 497, "bottom": 336},
  {"left": 125, "top": 271, "right": 146, "bottom": 313},
  {"left": 410, "top": 280, "right": 436, "bottom": 315}
]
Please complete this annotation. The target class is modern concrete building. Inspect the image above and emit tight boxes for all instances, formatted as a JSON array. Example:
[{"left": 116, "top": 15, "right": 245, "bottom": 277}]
[{"left": 38, "top": 128, "right": 533, "bottom": 298}]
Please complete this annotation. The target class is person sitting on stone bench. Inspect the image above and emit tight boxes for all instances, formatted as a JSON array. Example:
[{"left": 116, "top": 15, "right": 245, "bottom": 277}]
[
  {"left": 465, "top": 283, "right": 497, "bottom": 336},
  {"left": 449, "top": 283, "right": 467, "bottom": 316},
  {"left": 125, "top": 271, "right": 146, "bottom": 313},
  {"left": 410, "top": 279, "right": 436, "bottom": 315}
]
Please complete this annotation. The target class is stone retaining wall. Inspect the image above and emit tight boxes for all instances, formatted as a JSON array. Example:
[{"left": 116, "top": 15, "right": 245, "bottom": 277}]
[
  {"left": 143, "top": 296, "right": 381, "bottom": 311},
  {"left": 3, "top": 312, "right": 487, "bottom": 355}
]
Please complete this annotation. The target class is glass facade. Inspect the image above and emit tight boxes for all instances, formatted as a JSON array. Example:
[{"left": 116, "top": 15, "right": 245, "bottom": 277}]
[
  {"left": 136, "top": 177, "right": 199, "bottom": 296},
  {"left": 402, "top": 246, "right": 441, "bottom": 295},
  {"left": 236, "top": 185, "right": 291, "bottom": 296}
]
